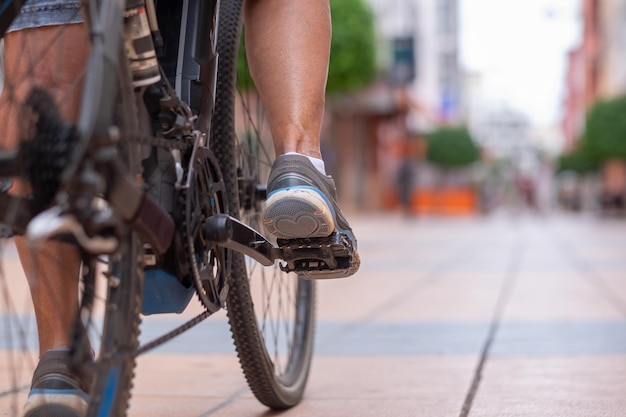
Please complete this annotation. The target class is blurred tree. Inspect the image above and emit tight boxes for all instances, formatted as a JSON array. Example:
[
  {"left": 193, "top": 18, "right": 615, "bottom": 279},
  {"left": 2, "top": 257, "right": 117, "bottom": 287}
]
[
  {"left": 236, "top": 31, "right": 255, "bottom": 91},
  {"left": 327, "top": 0, "right": 377, "bottom": 94},
  {"left": 425, "top": 127, "right": 480, "bottom": 168},
  {"left": 556, "top": 148, "right": 597, "bottom": 174},
  {"left": 583, "top": 95, "right": 626, "bottom": 162},
  {"left": 236, "top": 0, "right": 378, "bottom": 94}
]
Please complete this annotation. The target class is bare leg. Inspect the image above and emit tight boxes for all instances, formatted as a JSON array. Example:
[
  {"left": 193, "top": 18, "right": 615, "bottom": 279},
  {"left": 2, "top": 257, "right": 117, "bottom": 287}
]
[
  {"left": 17, "top": 242, "right": 82, "bottom": 355},
  {"left": 243, "top": 0, "right": 331, "bottom": 159},
  {"left": 0, "top": 25, "right": 89, "bottom": 356}
]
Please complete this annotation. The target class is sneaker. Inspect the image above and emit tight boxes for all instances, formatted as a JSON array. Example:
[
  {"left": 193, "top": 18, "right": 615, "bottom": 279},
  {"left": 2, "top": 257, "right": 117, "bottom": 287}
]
[
  {"left": 262, "top": 154, "right": 360, "bottom": 278},
  {"left": 262, "top": 154, "right": 351, "bottom": 238},
  {"left": 22, "top": 349, "right": 93, "bottom": 417}
]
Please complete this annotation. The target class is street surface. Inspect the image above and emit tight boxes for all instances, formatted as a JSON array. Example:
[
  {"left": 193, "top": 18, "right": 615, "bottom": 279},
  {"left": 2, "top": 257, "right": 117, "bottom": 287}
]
[{"left": 2, "top": 213, "right": 626, "bottom": 416}]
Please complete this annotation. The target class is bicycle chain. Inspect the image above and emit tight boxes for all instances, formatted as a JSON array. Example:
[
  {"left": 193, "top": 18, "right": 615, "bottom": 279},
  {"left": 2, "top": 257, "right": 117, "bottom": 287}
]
[{"left": 136, "top": 310, "right": 213, "bottom": 356}]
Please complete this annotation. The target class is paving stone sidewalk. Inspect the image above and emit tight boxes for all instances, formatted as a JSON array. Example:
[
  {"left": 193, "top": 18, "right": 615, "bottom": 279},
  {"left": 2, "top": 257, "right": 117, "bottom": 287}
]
[
  {"left": 2, "top": 213, "right": 625, "bottom": 416},
  {"left": 129, "top": 214, "right": 626, "bottom": 416}
]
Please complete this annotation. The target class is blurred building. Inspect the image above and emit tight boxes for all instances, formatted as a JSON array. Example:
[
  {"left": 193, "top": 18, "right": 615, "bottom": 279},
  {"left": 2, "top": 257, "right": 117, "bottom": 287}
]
[
  {"left": 562, "top": 0, "right": 599, "bottom": 150},
  {"left": 331, "top": 0, "right": 463, "bottom": 212},
  {"left": 562, "top": 0, "right": 626, "bottom": 148},
  {"left": 368, "top": 0, "right": 462, "bottom": 127},
  {"left": 596, "top": 0, "right": 626, "bottom": 97},
  {"left": 472, "top": 107, "right": 530, "bottom": 160},
  {"left": 562, "top": 44, "right": 587, "bottom": 151},
  {"left": 561, "top": 0, "right": 626, "bottom": 213}
]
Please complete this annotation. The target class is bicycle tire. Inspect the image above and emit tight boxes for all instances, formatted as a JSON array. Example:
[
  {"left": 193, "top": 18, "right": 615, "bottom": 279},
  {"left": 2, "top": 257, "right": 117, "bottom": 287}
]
[
  {"left": 210, "top": 0, "right": 317, "bottom": 409},
  {"left": 84, "top": 47, "right": 144, "bottom": 417},
  {"left": 0, "top": 6, "right": 143, "bottom": 417}
]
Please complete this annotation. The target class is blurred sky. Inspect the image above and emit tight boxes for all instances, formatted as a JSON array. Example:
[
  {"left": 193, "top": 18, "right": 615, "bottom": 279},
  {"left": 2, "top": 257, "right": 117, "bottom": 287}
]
[{"left": 459, "top": 0, "right": 582, "bottom": 126}]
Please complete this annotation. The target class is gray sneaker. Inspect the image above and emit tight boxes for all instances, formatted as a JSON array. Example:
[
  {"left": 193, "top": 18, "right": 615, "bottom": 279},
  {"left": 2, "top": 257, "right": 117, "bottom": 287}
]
[
  {"left": 22, "top": 349, "right": 92, "bottom": 417},
  {"left": 262, "top": 154, "right": 359, "bottom": 278}
]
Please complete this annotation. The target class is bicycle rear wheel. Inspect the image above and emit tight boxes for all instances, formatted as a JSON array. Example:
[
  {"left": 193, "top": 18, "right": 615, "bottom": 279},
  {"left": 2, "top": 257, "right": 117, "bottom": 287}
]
[
  {"left": 0, "top": 5, "right": 143, "bottom": 417},
  {"left": 83, "top": 44, "right": 145, "bottom": 417},
  {"left": 210, "top": 0, "right": 316, "bottom": 409}
]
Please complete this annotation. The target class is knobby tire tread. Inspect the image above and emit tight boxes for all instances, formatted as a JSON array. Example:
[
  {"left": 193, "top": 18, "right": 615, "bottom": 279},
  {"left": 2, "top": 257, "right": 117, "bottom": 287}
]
[
  {"left": 210, "top": 0, "right": 316, "bottom": 409},
  {"left": 85, "top": 50, "right": 143, "bottom": 417}
]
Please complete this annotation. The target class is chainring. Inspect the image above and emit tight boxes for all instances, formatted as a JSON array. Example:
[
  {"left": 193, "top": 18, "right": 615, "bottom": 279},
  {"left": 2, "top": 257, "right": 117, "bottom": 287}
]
[{"left": 181, "top": 146, "right": 231, "bottom": 312}]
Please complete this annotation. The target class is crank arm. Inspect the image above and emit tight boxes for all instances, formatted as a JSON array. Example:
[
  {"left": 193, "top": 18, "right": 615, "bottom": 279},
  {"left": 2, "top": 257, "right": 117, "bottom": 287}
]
[{"left": 203, "top": 214, "right": 278, "bottom": 266}]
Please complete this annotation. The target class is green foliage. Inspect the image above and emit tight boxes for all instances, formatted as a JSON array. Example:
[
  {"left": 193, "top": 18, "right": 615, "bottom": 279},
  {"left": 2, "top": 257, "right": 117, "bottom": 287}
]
[
  {"left": 557, "top": 147, "right": 598, "bottom": 175},
  {"left": 426, "top": 127, "right": 480, "bottom": 168},
  {"left": 327, "top": 0, "right": 378, "bottom": 94},
  {"left": 583, "top": 95, "right": 626, "bottom": 162},
  {"left": 236, "top": 0, "right": 378, "bottom": 95},
  {"left": 556, "top": 148, "right": 597, "bottom": 174},
  {"left": 237, "top": 35, "right": 255, "bottom": 91}
]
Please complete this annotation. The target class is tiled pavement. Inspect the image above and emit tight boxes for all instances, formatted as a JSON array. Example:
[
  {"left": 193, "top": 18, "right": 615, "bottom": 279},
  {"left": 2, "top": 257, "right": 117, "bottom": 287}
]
[{"left": 2, "top": 213, "right": 626, "bottom": 416}]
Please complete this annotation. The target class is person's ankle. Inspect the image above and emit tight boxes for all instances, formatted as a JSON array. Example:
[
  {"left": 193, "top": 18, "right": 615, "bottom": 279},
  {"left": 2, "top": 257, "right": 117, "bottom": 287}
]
[{"left": 282, "top": 152, "right": 326, "bottom": 175}]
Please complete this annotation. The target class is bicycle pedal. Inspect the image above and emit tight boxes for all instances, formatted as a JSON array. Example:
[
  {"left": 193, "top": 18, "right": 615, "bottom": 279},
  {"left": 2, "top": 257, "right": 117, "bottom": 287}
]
[{"left": 277, "top": 231, "right": 360, "bottom": 279}]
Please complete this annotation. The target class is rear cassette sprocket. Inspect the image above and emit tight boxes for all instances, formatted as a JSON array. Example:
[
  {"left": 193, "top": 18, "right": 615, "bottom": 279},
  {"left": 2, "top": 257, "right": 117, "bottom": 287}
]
[{"left": 18, "top": 87, "right": 79, "bottom": 213}]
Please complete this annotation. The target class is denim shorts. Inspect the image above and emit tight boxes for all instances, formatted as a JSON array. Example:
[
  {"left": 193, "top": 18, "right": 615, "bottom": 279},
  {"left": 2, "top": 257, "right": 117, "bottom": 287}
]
[{"left": 8, "top": 0, "right": 82, "bottom": 33}]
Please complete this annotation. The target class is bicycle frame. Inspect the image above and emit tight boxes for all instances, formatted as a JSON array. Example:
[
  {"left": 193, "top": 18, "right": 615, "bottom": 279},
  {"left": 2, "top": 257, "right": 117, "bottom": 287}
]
[
  {"left": 0, "top": 1, "right": 327, "bottom": 413},
  {"left": 0, "top": 0, "right": 278, "bottom": 262},
  {"left": 0, "top": 0, "right": 356, "bottom": 275}
]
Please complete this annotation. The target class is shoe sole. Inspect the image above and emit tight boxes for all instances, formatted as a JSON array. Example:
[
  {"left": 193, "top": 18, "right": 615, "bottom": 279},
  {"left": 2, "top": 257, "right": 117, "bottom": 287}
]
[
  {"left": 262, "top": 188, "right": 335, "bottom": 239},
  {"left": 22, "top": 392, "right": 88, "bottom": 417}
]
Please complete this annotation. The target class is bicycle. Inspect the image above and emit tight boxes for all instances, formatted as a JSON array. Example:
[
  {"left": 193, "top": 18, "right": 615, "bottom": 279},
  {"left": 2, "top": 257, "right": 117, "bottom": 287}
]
[{"left": 0, "top": 0, "right": 358, "bottom": 416}]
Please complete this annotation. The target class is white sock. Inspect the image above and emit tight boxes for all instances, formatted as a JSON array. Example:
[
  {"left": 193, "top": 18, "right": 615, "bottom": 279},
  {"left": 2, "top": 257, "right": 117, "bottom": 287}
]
[{"left": 284, "top": 152, "right": 326, "bottom": 175}]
